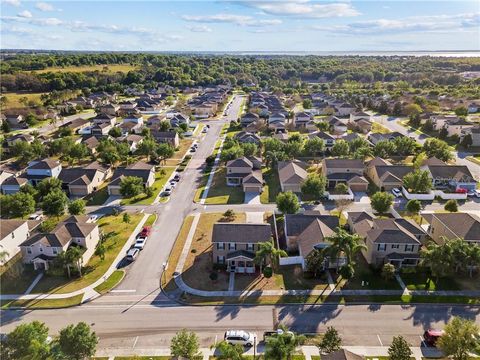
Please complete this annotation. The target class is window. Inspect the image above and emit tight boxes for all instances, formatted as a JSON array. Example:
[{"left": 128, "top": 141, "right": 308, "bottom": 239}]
[
  {"left": 377, "top": 244, "right": 386, "bottom": 251},
  {"left": 246, "top": 243, "right": 254, "bottom": 251},
  {"left": 217, "top": 242, "right": 225, "bottom": 250},
  {"left": 229, "top": 243, "right": 236, "bottom": 250},
  {"left": 217, "top": 256, "right": 225, "bottom": 264},
  {"left": 405, "top": 245, "right": 415, "bottom": 252},
  {"left": 27, "top": 248, "right": 32, "bottom": 254},
  {"left": 11, "top": 232, "right": 15, "bottom": 239},
  {"left": 39, "top": 247, "right": 43, "bottom": 252},
  {"left": 391, "top": 244, "right": 399, "bottom": 249}
]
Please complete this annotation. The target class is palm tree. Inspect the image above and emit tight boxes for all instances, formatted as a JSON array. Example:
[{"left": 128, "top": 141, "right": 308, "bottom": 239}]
[
  {"left": 465, "top": 244, "right": 480, "bottom": 278},
  {"left": 420, "top": 242, "right": 454, "bottom": 282},
  {"left": 264, "top": 325, "right": 306, "bottom": 360},
  {"left": 66, "top": 247, "right": 83, "bottom": 277},
  {"left": 0, "top": 249, "right": 9, "bottom": 265},
  {"left": 324, "top": 228, "right": 366, "bottom": 275},
  {"left": 254, "top": 239, "right": 287, "bottom": 274}
]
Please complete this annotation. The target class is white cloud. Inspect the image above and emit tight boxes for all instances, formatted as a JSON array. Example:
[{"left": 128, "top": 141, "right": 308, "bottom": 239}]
[
  {"left": 36, "top": 2, "right": 55, "bottom": 11},
  {"left": 17, "top": 10, "right": 32, "bottom": 18},
  {"left": 187, "top": 25, "right": 212, "bottom": 33},
  {"left": 2, "top": 0, "right": 21, "bottom": 6},
  {"left": 237, "top": 1, "right": 360, "bottom": 18},
  {"left": 182, "top": 13, "right": 281, "bottom": 27}
]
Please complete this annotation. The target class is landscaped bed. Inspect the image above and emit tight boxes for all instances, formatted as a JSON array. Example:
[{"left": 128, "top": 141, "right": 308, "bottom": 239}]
[
  {"left": 30, "top": 213, "right": 144, "bottom": 294},
  {"left": 0, "top": 254, "right": 39, "bottom": 294}
]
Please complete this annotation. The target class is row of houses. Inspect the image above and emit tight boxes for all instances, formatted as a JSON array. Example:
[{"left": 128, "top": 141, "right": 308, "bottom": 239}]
[{"left": 187, "top": 88, "right": 230, "bottom": 119}]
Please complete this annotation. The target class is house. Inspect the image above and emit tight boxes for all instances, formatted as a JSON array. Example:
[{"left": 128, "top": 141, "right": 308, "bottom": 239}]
[
  {"left": 321, "top": 158, "right": 368, "bottom": 192},
  {"left": 119, "top": 100, "right": 137, "bottom": 111},
  {"left": 170, "top": 113, "right": 190, "bottom": 128},
  {"left": 151, "top": 130, "right": 180, "bottom": 148},
  {"left": 284, "top": 212, "right": 340, "bottom": 268},
  {"left": 108, "top": 161, "right": 155, "bottom": 196},
  {"left": 461, "top": 125, "right": 480, "bottom": 147},
  {"left": 19, "top": 216, "right": 100, "bottom": 270},
  {"left": 1, "top": 176, "right": 28, "bottom": 194},
  {"left": 58, "top": 167, "right": 106, "bottom": 197},
  {"left": 122, "top": 134, "right": 144, "bottom": 153},
  {"left": 234, "top": 131, "right": 261, "bottom": 145},
  {"left": 98, "top": 103, "right": 120, "bottom": 116},
  {"left": 61, "top": 118, "right": 91, "bottom": 134},
  {"left": 277, "top": 160, "right": 308, "bottom": 193},
  {"left": 119, "top": 121, "right": 142, "bottom": 135},
  {"left": 322, "top": 349, "right": 364, "bottom": 360},
  {"left": 368, "top": 132, "right": 404, "bottom": 145},
  {"left": 191, "top": 102, "right": 216, "bottom": 118},
  {"left": 327, "top": 116, "right": 348, "bottom": 134},
  {"left": 0, "top": 219, "right": 41, "bottom": 264},
  {"left": 268, "top": 112, "right": 286, "bottom": 128},
  {"left": 240, "top": 112, "right": 260, "bottom": 127},
  {"left": 91, "top": 122, "right": 112, "bottom": 136},
  {"left": 123, "top": 113, "right": 144, "bottom": 125},
  {"left": 294, "top": 112, "right": 312, "bottom": 129},
  {"left": 350, "top": 215, "right": 425, "bottom": 268},
  {"left": 309, "top": 131, "right": 335, "bottom": 149},
  {"left": 0, "top": 163, "right": 22, "bottom": 185},
  {"left": 5, "top": 115, "right": 24, "bottom": 128},
  {"left": 365, "top": 158, "right": 414, "bottom": 191},
  {"left": 335, "top": 103, "right": 356, "bottom": 117},
  {"left": 423, "top": 213, "right": 480, "bottom": 245},
  {"left": 5, "top": 133, "right": 34, "bottom": 147},
  {"left": 349, "top": 117, "right": 372, "bottom": 134},
  {"left": 436, "top": 117, "right": 474, "bottom": 137},
  {"left": 82, "top": 136, "right": 101, "bottom": 154},
  {"left": 422, "top": 164, "right": 477, "bottom": 192},
  {"left": 92, "top": 113, "right": 117, "bottom": 127},
  {"left": 84, "top": 160, "right": 112, "bottom": 180},
  {"left": 26, "top": 159, "right": 62, "bottom": 186},
  {"left": 226, "top": 157, "right": 263, "bottom": 193},
  {"left": 212, "top": 223, "right": 271, "bottom": 273}
]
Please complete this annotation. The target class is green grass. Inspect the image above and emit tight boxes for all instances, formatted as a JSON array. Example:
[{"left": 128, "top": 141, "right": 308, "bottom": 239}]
[
  {"left": 401, "top": 271, "right": 461, "bottom": 291},
  {"left": 2, "top": 92, "right": 48, "bottom": 109},
  {"left": 121, "top": 168, "right": 174, "bottom": 205},
  {"left": 342, "top": 256, "right": 402, "bottom": 290},
  {"left": 193, "top": 123, "right": 204, "bottom": 136},
  {"left": 372, "top": 122, "right": 391, "bottom": 134},
  {"left": 114, "top": 357, "right": 172, "bottom": 360},
  {"left": 1, "top": 293, "right": 83, "bottom": 309},
  {"left": 0, "top": 255, "right": 39, "bottom": 294},
  {"left": 261, "top": 168, "right": 281, "bottom": 204},
  {"left": 144, "top": 214, "right": 157, "bottom": 227},
  {"left": 33, "top": 64, "right": 137, "bottom": 74},
  {"left": 198, "top": 167, "right": 244, "bottom": 204},
  {"left": 94, "top": 270, "right": 125, "bottom": 295},
  {"left": 311, "top": 357, "right": 321, "bottom": 360},
  {"left": 31, "top": 214, "right": 144, "bottom": 294},
  {"left": 85, "top": 186, "right": 109, "bottom": 206}
]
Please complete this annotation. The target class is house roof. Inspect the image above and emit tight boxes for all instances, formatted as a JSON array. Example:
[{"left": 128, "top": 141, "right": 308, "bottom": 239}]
[
  {"left": 285, "top": 214, "right": 339, "bottom": 238},
  {"left": 421, "top": 157, "right": 446, "bottom": 166},
  {"left": 0, "top": 219, "right": 39, "bottom": 241},
  {"left": 2, "top": 176, "right": 28, "bottom": 186},
  {"left": 322, "top": 350, "right": 363, "bottom": 360},
  {"left": 354, "top": 218, "right": 423, "bottom": 244},
  {"left": 62, "top": 117, "right": 90, "bottom": 129},
  {"left": 367, "top": 157, "right": 391, "bottom": 167},
  {"left": 374, "top": 165, "right": 413, "bottom": 181},
  {"left": 427, "top": 165, "right": 475, "bottom": 182},
  {"left": 297, "top": 218, "right": 337, "bottom": 257},
  {"left": 324, "top": 158, "right": 364, "bottom": 170},
  {"left": 58, "top": 168, "right": 100, "bottom": 185},
  {"left": 347, "top": 211, "right": 374, "bottom": 224},
  {"left": 28, "top": 159, "right": 61, "bottom": 170},
  {"left": 278, "top": 160, "right": 308, "bottom": 185},
  {"left": 109, "top": 162, "right": 154, "bottom": 185},
  {"left": 84, "top": 160, "right": 110, "bottom": 173},
  {"left": 151, "top": 131, "right": 178, "bottom": 139},
  {"left": 227, "top": 157, "right": 253, "bottom": 168},
  {"left": 243, "top": 170, "right": 263, "bottom": 185},
  {"left": 309, "top": 131, "right": 335, "bottom": 141},
  {"left": 425, "top": 213, "right": 480, "bottom": 241},
  {"left": 82, "top": 136, "right": 100, "bottom": 148},
  {"left": 212, "top": 223, "right": 271, "bottom": 244}
]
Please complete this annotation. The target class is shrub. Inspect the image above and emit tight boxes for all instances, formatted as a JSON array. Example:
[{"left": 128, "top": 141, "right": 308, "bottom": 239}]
[
  {"left": 263, "top": 266, "right": 273, "bottom": 278},
  {"left": 209, "top": 272, "right": 218, "bottom": 281}
]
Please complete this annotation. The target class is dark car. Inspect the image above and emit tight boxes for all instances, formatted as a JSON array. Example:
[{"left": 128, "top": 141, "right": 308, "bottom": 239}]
[{"left": 423, "top": 329, "right": 445, "bottom": 346}]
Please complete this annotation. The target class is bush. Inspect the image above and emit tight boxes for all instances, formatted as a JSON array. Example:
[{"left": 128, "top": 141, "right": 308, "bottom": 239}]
[
  {"left": 263, "top": 266, "right": 273, "bottom": 278},
  {"left": 209, "top": 272, "right": 218, "bottom": 281},
  {"left": 213, "top": 263, "right": 227, "bottom": 271}
]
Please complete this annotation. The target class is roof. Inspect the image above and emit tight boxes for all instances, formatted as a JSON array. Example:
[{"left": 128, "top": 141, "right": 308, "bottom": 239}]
[
  {"left": 278, "top": 160, "right": 308, "bottom": 185},
  {"left": 28, "top": 159, "right": 61, "bottom": 170},
  {"left": 426, "top": 213, "right": 480, "bottom": 241},
  {"left": 0, "top": 219, "right": 39, "bottom": 240},
  {"left": 151, "top": 131, "right": 178, "bottom": 139},
  {"left": 309, "top": 131, "right": 335, "bottom": 141},
  {"left": 285, "top": 214, "right": 339, "bottom": 238},
  {"left": 323, "top": 158, "right": 364, "bottom": 170},
  {"left": 367, "top": 157, "right": 391, "bottom": 167},
  {"left": 374, "top": 165, "right": 413, "bottom": 182},
  {"left": 109, "top": 162, "right": 154, "bottom": 185},
  {"left": 347, "top": 211, "right": 374, "bottom": 224},
  {"left": 226, "top": 157, "right": 253, "bottom": 168},
  {"left": 322, "top": 350, "right": 364, "bottom": 360},
  {"left": 58, "top": 168, "right": 100, "bottom": 185},
  {"left": 427, "top": 165, "right": 475, "bottom": 182},
  {"left": 354, "top": 218, "right": 423, "bottom": 244},
  {"left": 82, "top": 136, "right": 100, "bottom": 148},
  {"left": 212, "top": 223, "right": 271, "bottom": 244},
  {"left": 226, "top": 250, "right": 255, "bottom": 260},
  {"left": 2, "top": 176, "right": 28, "bottom": 186},
  {"left": 243, "top": 170, "right": 263, "bottom": 185},
  {"left": 62, "top": 117, "right": 90, "bottom": 129},
  {"left": 297, "top": 218, "right": 337, "bottom": 257},
  {"left": 84, "top": 160, "right": 110, "bottom": 173}
]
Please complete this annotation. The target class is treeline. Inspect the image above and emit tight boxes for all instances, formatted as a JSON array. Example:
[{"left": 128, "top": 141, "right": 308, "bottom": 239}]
[{"left": 2, "top": 54, "right": 480, "bottom": 93}]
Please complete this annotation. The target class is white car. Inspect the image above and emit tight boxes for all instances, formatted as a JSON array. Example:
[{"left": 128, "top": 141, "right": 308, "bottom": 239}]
[
  {"left": 202, "top": 127, "right": 208, "bottom": 133},
  {"left": 28, "top": 213, "right": 44, "bottom": 221},
  {"left": 169, "top": 180, "right": 177, "bottom": 188},
  {"left": 164, "top": 186, "right": 172, "bottom": 196},
  {"left": 391, "top": 188, "right": 402, "bottom": 198},
  {"left": 126, "top": 248, "right": 140, "bottom": 261},
  {"left": 224, "top": 330, "right": 256, "bottom": 347},
  {"left": 134, "top": 237, "right": 147, "bottom": 250}
]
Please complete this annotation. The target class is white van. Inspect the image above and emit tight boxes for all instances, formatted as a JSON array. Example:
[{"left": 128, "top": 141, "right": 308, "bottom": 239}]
[{"left": 224, "top": 330, "right": 256, "bottom": 347}]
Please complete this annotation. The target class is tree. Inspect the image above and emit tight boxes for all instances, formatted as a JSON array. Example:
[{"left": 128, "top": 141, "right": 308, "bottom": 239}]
[
  {"left": 36, "top": 177, "right": 62, "bottom": 201},
  {"left": 123, "top": 213, "right": 131, "bottom": 224},
  {"left": 3, "top": 321, "right": 51, "bottom": 360},
  {"left": 41, "top": 189, "right": 68, "bottom": 218},
  {"left": 240, "top": 142, "right": 257, "bottom": 157},
  {"left": 331, "top": 140, "right": 349, "bottom": 157},
  {"left": 304, "top": 137, "right": 325, "bottom": 157},
  {"left": 68, "top": 199, "right": 86, "bottom": 215},
  {"left": 213, "top": 341, "right": 245, "bottom": 360},
  {"left": 374, "top": 140, "right": 396, "bottom": 158},
  {"left": 54, "top": 322, "right": 98, "bottom": 360},
  {"left": 301, "top": 174, "right": 326, "bottom": 200},
  {"left": 220, "top": 145, "right": 244, "bottom": 163},
  {"left": 302, "top": 99, "right": 312, "bottom": 109},
  {"left": 108, "top": 126, "right": 122, "bottom": 137},
  {"left": 406, "top": 199, "right": 422, "bottom": 218},
  {"left": 421, "top": 242, "right": 454, "bottom": 281},
  {"left": 439, "top": 126, "right": 448, "bottom": 140},
  {"left": 370, "top": 191, "right": 394, "bottom": 214},
  {"left": 69, "top": 143, "right": 89, "bottom": 162},
  {"left": 444, "top": 199, "right": 458, "bottom": 212},
  {"left": 156, "top": 143, "right": 175, "bottom": 164},
  {"left": 334, "top": 183, "right": 349, "bottom": 194},
  {"left": 392, "top": 102, "right": 403, "bottom": 116},
  {"left": 318, "top": 326, "right": 342, "bottom": 354},
  {"left": 254, "top": 239, "right": 287, "bottom": 273},
  {"left": 460, "top": 134, "right": 473, "bottom": 148},
  {"left": 170, "top": 329, "right": 201, "bottom": 360},
  {"left": 325, "top": 228, "right": 366, "bottom": 277},
  {"left": 393, "top": 136, "right": 419, "bottom": 156},
  {"left": 264, "top": 326, "right": 305, "bottom": 360},
  {"left": 119, "top": 176, "right": 144, "bottom": 198},
  {"left": 381, "top": 263, "right": 396, "bottom": 281},
  {"left": 454, "top": 106, "right": 468, "bottom": 117},
  {"left": 5, "top": 192, "right": 35, "bottom": 218},
  {"left": 403, "top": 103, "right": 422, "bottom": 117},
  {"left": 305, "top": 248, "right": 326, "bottom": 277},
  {"left": 403, "top": 169, "right": 432, "bottom": 193},
  {"left": 315, "top": 121, "right": 330, "bottom": 132},
  {"left": 422, "top": 138, "right": 453, "bottom": 162},
  {"left": 137, "top": 138, "right": 158, "bottom": 162},
  {"left": 276, "top": 191, "right": 300, "bottom": 214},
  {"left": 388, "top": 336, "right": 412, "bottom": 360},
  {"left": 95, "top": 242, "right": 106, "bottom": 261},
  {"left": 437, "top": 317, "right": 479, "bottom": 360}
]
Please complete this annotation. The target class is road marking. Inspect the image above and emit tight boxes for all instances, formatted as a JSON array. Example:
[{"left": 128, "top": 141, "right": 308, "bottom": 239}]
[
  {"left": 377, "top": 334, "right": 383, "bottom": 346},
  {"left": 132, "top": 336, "right": 139, "bottom": 349},
  {"left": 110, "top": 289, "right": 137, "bottom": 293}
]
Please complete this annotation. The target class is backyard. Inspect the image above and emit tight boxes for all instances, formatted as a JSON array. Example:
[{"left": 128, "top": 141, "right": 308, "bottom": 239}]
[{"left": 260, "top": 168, "right": 281, "bottom": 204}]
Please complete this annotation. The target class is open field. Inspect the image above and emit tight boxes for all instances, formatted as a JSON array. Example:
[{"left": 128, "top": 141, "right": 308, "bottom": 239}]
[
  {"left": 32, "top": 64, "right": 138, "bottom": 74},
  {"left": 2, "top": 92, "right": 48, "bottom": 109}
]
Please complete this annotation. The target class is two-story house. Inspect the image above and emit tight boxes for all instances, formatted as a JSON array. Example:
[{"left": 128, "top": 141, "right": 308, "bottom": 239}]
[
  {"left": 108, "top": 161, "right": 155, "bottom": 196},
  {"left": 365, "top": 157, "right": 414, "bottom": 191},
  {"left": 26, "top": 159, "right": 62, "bottom": 186},
  {"left": 294, "top": 112, "right": 312, "bottom": 129},
  {"left": 226, "top": 157, "right": 263, "bottom": 194},
  {"left": 321, "top": 158, "right": 368, "bottom": 192},
  {"left": 423, "top": 212, "right": 480, "bottom": 245},
  {"left": 0, "top": 219, "right": 41, "bottom": 264},
  {"left": 212, "top": 223, "right": 271, "bottom": 273},
  {"left": 151, "top": 130, "right": 180, "bottom": 148},
  {"left": 240, "top": 112, "right": 260, "bottom": 127}
]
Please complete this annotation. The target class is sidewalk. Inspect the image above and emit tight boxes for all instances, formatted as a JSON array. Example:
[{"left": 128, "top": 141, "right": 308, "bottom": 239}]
[
  {"left": 200, "top": 129, "right": 226, "bottom": 204},
  {"left": 0, "top": 213, "right": 149, "bottom": 303}
]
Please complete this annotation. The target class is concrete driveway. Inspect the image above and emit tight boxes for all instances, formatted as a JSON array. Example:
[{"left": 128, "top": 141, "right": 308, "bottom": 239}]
[
  {"left": 354, "top": 192, "right": 370, "bottom": 203},
  {"left": 244, "top": 192, "right": 261, "bottom": 204}
]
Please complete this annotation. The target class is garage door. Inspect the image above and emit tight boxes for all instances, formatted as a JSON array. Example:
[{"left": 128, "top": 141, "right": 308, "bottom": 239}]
[
  {"left": 244, "top": 186, "right": 261, "bottom": 193},
  {"left": 350, "top": 183, "right": 368, "bottom": 192}
]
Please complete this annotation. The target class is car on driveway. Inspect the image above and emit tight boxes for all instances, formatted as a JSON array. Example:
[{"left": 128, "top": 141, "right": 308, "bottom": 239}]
[
  {"left": 134, "top": 237, "right": 147, "bottom": 250},
  {"left": 224, "top": 330, "right": 256, "bottom": 347},
  {"left": 126, "top": 248, "right": 140, "bottom": 261},
  {"left": 391, "top": 188, "right": 402, "bottom": 198},
  {"left": 423, "top": 329, "right": 445, "bottom": 346}
]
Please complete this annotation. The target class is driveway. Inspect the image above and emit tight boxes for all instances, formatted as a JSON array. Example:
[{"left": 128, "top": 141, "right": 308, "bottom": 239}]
[
  {"left": 354, "top": 192, "right": 370, "bottom": 203},
  {"left": 244, "top": 192, "right": 261, "bottom": 204},
  {"left": 246, "top": 212, "right": 264, "bottom": 223}
]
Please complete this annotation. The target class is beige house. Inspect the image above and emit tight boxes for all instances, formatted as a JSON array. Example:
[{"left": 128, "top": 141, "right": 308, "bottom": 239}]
[
  {"left": 20, "top": 216, "right": 99, "bottom": 270},
  {"left": 212, "top": 223, "right": 271, "bottom": 273},
  {"left": 350, "top": 213, "right": 426, "bottom": 268},
  {"left": 0, "top": 220, "right": 41, "bottom": 264},
  {"left": 58, "top": 168, "right": 106, "bottom": 197},
  {"left": 423, "top": 213, "right": 480, "bottom": 245},
  {"left": 108, "top": 161, "right": 155, "bottom": 196},
  {"left": 151, "top": 131, "right": 180, "bottom": 148},
  {"left": 365, "top": 158, "right": 414, "bottom": 191},
  {"left": 225, "top": 157, "right": 263, "bottom": 193},
  {"left": 322, "top": 158, "right": 368, "bottom": 192},
  {"left": 277, "top": 160, "right": 308, "bottom": 193}
]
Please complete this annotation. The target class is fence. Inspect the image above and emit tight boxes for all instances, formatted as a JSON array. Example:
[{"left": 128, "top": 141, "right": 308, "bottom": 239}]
[{"left": 279, "top": 256, "right": 304, "bottom": 267}]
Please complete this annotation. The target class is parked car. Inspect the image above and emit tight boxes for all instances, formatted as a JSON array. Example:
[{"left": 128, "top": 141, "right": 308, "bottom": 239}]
[
  {"left": 138, "top": 226, "right": 151, "bottom": 237},
  {"left": 28, "top": 213, "right": 44, "bottom": 221},
  {"left": 164, "top": 186, "right": 172, "bottom": 196},
  {"left": 456, "top": 188, "right": 467, "bottom": 194},
  {"left": 126, "top": 248, "right": 140, "bottom": 261},
  {"left": 173, "top": 173, "right": 180, "bottom": 182},
  {"left": 169, "top": 180, "right": 177, "bottom": 188},
  {"left": 134, "top": 237, "right": 147, "bottom": 250},
  {"left": 391, "top": 188, "right": 402, "bottom": 198},
  {"left": 423, "top": 329, "right": 444, "bottom": 346},
  {"left": 263, "top": 329, "right": 294, "bottom": 341},
  {"left": 202, "top": 127, "right": 208, "bottom": 133},
  {"left": 224, "top": 330, "right": 256, "bottom": 347},
  {"left": 206, "top": 124, "right": 210, "bottom": 128},
  {"left": 190, "top": 147, "right": 197, "bottom": 153}
]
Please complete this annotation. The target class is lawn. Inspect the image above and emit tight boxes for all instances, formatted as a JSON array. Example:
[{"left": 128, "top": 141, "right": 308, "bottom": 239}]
[
  {"left": 94, "top": 270, "right": 125, "bottom": 295},
  {"left": 182, "top": 212, "right": 246, "bottom": 291},
  {"left": 198, "top": 167, "right": 244, "bottom": 205},
  {"left": 193, "top": 123, "right": 204, "bottom": 136},
  {"left": 85, "top": 185, "right": 109, "bottom": 206},
  {"left": 0, "top": 255, "right": 39, "bottom": 294},
  {"left": 261, "top": 168, "right": 281, "bottom": 204},
  {"left": 401, "top": 271, "right": 470, "bottom": 291},
  {"left": 144, "top": 214, "right": 157, "bottom": 227},
  {"left": 2, "top": 92, "right": 48, "bottom": 109},
  {"left": 115, "top": 357, "right": 171, "bottom": 360},
  {"left": 1, "top": 294, "right": 83, "bottom": 309},
  {"left": 174, "top": 138, "right": 194, "bottom": 158},
  {"left": 33, "top": 64, "right": 137, "bottom": 74},
  {"left": 372, "top": 122, "right": 391, "bottom": 134},
  {"left": 121, "top": 168, "right": 174, "bottom": 205},
  {"left": 31, "top": 214, "right": 144, "bottom": 294},
  {"left": 341, "top": 256, "right": 401, "bottom": 290}
]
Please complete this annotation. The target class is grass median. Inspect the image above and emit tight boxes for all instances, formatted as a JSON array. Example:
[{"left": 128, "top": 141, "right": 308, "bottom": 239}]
[
  {"left": 94, "top": 270, "right": 125, "bottom": 295},
  {"left": 1, "top": 293, "right": 83, "bottom": 309}
]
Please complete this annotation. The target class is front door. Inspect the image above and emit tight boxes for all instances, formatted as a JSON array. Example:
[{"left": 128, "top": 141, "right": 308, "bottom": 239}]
[{"left": 230, "top": 260, "right": 236, "bottom": 272}]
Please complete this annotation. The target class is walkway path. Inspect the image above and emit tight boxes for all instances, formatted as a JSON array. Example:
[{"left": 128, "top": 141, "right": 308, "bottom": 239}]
[
  {"left": 200, "top": 134, "right": 226, "bottom": 205},
  {"left": 228, "top": 272, "right": 235, "bottom": 293},
  {"left": 174, "top": 213, "right": 200, "bottom": 275},
  {"left": 24, "top": 273, "right": 44, "bottom": 295}
]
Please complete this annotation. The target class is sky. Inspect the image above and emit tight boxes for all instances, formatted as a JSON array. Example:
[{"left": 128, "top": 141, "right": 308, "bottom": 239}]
[{"left": 0, "top": 0, "right": 479, "bottom": 52}]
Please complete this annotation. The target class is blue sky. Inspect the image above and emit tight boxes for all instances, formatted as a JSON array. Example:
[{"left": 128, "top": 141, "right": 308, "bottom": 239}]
[{"left": 1, "top": 0, "right": 479, "bottom": 51}]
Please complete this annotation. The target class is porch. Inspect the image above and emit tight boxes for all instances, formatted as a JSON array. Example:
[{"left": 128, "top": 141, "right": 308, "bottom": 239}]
[{"left": 226, "top": 251, "right": 256, "bottom": 274}]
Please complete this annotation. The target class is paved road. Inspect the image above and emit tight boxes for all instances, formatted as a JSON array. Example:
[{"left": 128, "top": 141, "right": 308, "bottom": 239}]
[{"left": 1, "top": 303, "right": 479, "bottom": 348}]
